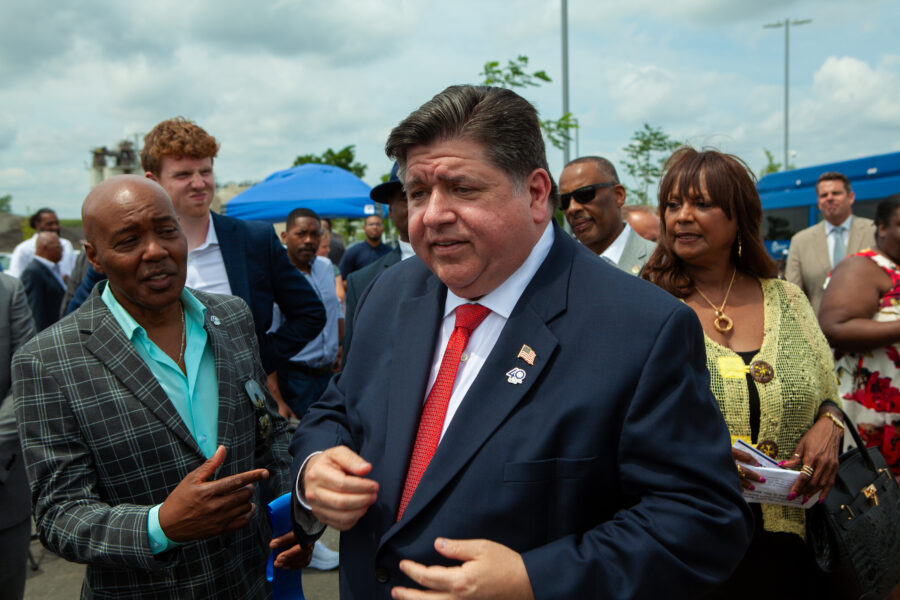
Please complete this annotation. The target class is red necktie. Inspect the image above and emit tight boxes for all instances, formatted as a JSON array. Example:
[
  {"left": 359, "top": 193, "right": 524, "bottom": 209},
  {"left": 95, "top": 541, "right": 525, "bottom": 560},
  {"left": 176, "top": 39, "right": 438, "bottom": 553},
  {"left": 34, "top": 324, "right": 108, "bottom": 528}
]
[{"left": 397, "top": 303, "right": 491, "bottom": 520}]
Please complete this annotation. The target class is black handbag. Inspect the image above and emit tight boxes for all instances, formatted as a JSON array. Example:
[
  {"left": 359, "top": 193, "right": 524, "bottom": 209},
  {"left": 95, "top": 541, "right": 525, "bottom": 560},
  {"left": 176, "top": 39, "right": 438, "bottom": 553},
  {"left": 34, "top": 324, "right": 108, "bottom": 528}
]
[{"left": 806, "top": 408, "right": 900, "bottom": 600}]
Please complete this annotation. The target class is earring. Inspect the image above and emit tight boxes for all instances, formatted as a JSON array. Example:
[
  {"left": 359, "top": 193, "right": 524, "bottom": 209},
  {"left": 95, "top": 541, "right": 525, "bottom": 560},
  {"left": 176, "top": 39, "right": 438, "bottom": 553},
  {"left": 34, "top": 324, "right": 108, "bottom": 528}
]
[{"left": 737, "top": 232, "right": 743, "bottom": 259}]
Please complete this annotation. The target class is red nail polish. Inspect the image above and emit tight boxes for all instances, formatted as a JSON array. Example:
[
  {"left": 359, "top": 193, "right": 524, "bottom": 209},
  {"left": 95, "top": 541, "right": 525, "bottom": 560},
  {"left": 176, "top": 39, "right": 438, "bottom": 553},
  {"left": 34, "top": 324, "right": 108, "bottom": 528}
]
[
  {"left": 748, "top": 484, "right": 756, "bottom": 491},
  {"left": 777, "top": 461, "right": 787, "bottom": 467},
  {"left": 787, "top": 492, "right": 797, "bottom": 501},
  {"left": 758, "top": 477, "right": 766, "bottom": 483}
]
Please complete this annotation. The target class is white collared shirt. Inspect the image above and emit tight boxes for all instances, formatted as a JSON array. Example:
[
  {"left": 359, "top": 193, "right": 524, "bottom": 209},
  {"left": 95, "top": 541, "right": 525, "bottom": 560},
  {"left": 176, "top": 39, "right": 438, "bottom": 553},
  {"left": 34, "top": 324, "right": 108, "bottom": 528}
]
[
  {"left": 399, "top": 240, "right": 415, "bottom": 261},
  {"left": 185, "top": 219, "right": 232, "bottom": 296},
  {"left": 33, "top": 255, "right": 66, "bottom": 289},
  {"left": 599, "top": 222, "right": 632, "bottom": 265},
  {"left": 825, "top": 215, "right": 853, "bottom": 267},
  {"left": 429, "top": 224, "right": 555, "bottom": 440}
]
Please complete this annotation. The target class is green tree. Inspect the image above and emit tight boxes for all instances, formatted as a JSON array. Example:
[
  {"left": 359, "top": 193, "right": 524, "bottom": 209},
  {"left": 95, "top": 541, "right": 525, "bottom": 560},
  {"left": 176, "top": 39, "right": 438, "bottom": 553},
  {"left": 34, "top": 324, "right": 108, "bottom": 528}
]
[
  {"left": 293, "top": 145, "right": 367, "bottom": 179},
  {"left": 621, "top": 124, "right": 682, "bottom": 205},
  {"left": 479, "top": 55, "right": 578, "bottom": 151},
  {"left": 0, "top": 194, "right": 10, "bottom": 213},
  {"left": 759, "top": 148, "right": 794, "bottom": 177}
]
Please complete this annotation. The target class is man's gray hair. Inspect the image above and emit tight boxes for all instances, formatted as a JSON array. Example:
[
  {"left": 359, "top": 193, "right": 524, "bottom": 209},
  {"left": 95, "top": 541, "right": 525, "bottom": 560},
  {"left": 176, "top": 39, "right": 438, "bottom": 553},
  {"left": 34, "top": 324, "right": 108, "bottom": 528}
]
[{"left": 385, "top": 85, "right": 558, "bottom": 207}]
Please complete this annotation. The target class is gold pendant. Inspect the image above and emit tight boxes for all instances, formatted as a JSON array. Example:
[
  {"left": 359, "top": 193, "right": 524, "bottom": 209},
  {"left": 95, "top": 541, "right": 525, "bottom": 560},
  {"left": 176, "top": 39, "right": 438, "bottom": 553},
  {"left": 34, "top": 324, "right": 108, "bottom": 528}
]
[{"left": 713, "top": 311, "right": 733, "bottom": 333}]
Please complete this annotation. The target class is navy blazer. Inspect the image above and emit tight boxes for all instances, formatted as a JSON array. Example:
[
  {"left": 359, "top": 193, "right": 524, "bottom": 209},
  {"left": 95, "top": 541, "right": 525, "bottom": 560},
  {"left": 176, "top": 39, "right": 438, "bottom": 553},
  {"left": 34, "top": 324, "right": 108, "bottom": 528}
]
[
  {"left": 290, "top": 224, "right": 753, "bottom": 599},
  {"left": 20, "top": 259, "right": 64, "bottom": 332},
  {"left": 68, "top": 213, "right": 325, "bottom": 373},
  {"left": 342, "top": 246, "right": 401, "bottom": 367},
  {"left": 209, "top": 212, "right": 325, "bottom": 373}
]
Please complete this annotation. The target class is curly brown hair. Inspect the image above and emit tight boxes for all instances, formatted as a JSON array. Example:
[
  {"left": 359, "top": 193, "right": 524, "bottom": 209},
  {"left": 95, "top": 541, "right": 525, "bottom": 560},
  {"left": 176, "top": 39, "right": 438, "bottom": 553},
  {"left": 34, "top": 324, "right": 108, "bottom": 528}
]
[
  {"left": 140, "top": 117, "right": 219, "bottom": 176},
  {"left": 641, "top": 147, "right": 777, "bottom": 297}
]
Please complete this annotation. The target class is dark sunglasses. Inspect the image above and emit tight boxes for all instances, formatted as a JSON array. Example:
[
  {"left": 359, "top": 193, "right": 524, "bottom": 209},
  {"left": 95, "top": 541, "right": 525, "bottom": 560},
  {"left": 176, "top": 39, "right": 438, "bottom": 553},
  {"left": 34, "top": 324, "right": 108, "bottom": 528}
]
[{"left": 560, "top": 182, "right": 618, "bottom": 210}]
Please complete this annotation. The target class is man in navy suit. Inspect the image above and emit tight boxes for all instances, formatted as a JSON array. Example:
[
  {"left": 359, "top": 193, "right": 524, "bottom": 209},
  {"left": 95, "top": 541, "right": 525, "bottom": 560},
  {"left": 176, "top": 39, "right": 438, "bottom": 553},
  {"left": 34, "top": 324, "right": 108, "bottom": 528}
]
[
  {"left": 139, "top": 117, "right": 325, "bottom": 374},
  {"left": 290, "top": 86, "right": 752, "bottom": 599},
  {"left": 343, "top": 162, "right": 412, "bottom": 364},
  {"left": 20, "top": 231, "right": 66, "bottom": 332}
]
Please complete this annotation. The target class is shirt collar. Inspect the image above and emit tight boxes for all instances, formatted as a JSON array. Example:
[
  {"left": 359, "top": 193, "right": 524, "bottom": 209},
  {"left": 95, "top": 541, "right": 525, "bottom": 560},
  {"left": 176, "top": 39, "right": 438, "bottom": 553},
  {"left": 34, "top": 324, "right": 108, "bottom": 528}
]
[
  {"left": 600, "top": 222, "right": 631, "bottom": 264},
  {"left": 193, "top": 218, "right": 220, "bottom": 252},
  {"left": 101, "top": 282, "right": 207, "bottom": 341},
  {"left": 443, "top": 223, "right": 555, "bottom": 320},
  {"left": 399, "top": 240, "right": 415, "bottom": 261},
  {"left": 825, "top": 214, "right": 852, "bottom": 234},
  {"left": 33, "top": 255, "right": 59, "bottom": 271}
]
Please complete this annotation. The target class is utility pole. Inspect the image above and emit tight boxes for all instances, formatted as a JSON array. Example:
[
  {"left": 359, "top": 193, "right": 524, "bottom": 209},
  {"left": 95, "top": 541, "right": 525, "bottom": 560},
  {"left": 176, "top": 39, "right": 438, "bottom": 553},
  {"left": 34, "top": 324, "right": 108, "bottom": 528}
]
[
  {"left": 561, "top": 0, "right": 570, "bottom": 164},
  {"left": 764, "top": 18, "right": 811, "bottom": 171}
]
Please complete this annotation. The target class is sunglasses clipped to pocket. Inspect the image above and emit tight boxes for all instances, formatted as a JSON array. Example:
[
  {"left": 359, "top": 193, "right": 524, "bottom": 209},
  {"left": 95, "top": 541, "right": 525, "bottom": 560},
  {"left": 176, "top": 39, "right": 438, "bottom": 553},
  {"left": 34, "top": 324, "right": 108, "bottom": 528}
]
[{"left": 560, "top": 182, "right": 618, "bottom": 211}]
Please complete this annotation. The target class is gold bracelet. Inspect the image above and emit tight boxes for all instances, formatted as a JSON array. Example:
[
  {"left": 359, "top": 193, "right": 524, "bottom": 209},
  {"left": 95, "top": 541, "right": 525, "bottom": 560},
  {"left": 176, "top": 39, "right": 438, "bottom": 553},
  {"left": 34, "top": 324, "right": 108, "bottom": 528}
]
[{"left": 820, "top": 411, "right": 845, "bottom": 431}]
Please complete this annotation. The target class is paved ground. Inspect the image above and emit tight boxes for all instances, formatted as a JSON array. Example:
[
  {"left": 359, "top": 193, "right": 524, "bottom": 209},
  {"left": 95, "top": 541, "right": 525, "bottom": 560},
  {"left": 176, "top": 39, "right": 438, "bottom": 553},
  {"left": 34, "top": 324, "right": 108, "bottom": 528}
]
[{"left": 23, "top": 526, "right": 341, "bottom": 599}]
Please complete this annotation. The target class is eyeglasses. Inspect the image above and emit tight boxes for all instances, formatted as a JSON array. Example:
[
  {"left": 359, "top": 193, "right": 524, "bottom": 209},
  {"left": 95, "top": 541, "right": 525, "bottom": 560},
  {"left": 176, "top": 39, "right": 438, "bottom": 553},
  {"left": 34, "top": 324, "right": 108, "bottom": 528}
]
[{"left": 559, "top": 182, "right": 618, "bottom": 210}]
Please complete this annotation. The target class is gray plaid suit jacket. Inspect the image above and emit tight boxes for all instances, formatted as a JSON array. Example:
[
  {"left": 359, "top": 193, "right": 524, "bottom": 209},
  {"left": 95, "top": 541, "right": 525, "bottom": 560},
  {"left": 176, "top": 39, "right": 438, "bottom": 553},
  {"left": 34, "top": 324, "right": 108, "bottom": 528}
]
[{"left": 13, "top": 283, "right": 291, "bottom": 599}]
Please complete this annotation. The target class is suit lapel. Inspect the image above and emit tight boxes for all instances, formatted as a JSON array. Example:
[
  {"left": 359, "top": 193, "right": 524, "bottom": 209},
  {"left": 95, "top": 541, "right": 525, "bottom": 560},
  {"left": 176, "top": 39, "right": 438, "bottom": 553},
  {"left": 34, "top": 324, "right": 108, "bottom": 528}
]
[
  {"left": 79, "top": 290, "right": 203, "bottom": 457},
  {"left": 384, "top": 226, "right": 570, "bottom": 537},
  {"left": 212, "top": 213, "right": 250, "bottom": 303},
  {"left": 811, "top": 221, "right": 831, "bottom": 273},
  {"left": 848, "top": 217, "right": 874, "bottom": 254},
  {"left": 204, "top": 304, "right": 239, "bottom": 447},
  {"left": 380, "top": 277, "right": 446, "bottom": 519}
]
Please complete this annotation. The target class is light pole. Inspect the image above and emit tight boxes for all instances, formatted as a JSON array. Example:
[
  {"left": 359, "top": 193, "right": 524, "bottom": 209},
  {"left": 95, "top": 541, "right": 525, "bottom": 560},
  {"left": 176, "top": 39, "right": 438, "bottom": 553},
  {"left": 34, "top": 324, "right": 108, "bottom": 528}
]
[
  {"left": 561, "top": 0, "right": 570, "bottom": 164},
  {"left": 764, "top": 18, "right": 811, "bottom": 171}
]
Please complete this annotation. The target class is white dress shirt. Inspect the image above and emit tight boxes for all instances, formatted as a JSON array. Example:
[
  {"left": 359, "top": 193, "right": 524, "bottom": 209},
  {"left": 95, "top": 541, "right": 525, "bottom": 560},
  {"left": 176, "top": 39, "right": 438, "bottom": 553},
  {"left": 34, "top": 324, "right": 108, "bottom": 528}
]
[
  {"left": 825, "top": 215, "right": 853, "bottom": 267},
  {"left": 185, "top": 220, "right": 232, "bottom": 295},
  {"left": 429, "top": 224, "right": 555, "bottom": 440},
  {"left": 599, "top": 222, "right": 632, "bottom": 265},
  {"left": 399, "top": 240, "right": 415, "bottom": 261},
  {"left": 9, "top": 235, "right": 76, "bottom": 278}
]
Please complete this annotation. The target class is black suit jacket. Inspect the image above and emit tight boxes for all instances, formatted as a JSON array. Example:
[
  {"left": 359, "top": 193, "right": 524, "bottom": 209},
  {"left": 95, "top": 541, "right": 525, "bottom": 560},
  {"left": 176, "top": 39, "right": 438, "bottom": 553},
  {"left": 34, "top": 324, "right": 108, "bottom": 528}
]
[
  {"left": 342, "top": 246, "right": 401, "bottom": 366},
  {"left": 20, "top": 258, "right": 64, "bottom": 332},
  {"left": 291, "top": 224, "right": 753, "bottom": 599}
]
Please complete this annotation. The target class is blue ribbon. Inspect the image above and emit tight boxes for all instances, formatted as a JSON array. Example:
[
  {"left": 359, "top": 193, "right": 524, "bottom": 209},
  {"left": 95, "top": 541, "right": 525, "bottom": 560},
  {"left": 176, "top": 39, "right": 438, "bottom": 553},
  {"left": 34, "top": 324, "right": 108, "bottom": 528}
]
[{"left": 267, "top": 492, "right": 305, "bottom": 600}]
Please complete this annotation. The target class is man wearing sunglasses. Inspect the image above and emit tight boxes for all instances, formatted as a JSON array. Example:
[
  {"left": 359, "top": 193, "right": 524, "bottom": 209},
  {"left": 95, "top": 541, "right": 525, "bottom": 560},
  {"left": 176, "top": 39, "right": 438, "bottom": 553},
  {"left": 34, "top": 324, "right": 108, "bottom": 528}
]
[{"left": 559, "top": 156, "right": 656, "bottom": 275}]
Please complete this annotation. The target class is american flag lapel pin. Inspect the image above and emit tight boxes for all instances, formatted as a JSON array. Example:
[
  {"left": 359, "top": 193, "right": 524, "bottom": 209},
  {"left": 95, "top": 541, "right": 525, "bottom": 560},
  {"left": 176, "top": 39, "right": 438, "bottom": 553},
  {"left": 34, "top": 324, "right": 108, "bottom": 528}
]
[{"left": 517, "top": 344, "right": 536, "bottom": 365}]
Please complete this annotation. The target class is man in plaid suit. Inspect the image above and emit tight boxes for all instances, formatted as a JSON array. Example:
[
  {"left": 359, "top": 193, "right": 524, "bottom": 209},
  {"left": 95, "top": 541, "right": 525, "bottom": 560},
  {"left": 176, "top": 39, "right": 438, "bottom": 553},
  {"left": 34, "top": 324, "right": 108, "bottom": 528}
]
[{"left": 13, "top": 176, "right": 309, "bottom": 598}]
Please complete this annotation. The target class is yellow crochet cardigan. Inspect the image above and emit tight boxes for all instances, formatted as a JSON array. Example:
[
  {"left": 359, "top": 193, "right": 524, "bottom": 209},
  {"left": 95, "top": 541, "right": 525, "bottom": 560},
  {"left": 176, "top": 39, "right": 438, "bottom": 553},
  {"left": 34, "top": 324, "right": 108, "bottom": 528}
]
[{"left": 703, "top": 278, "right": 839, "bottom": 538}]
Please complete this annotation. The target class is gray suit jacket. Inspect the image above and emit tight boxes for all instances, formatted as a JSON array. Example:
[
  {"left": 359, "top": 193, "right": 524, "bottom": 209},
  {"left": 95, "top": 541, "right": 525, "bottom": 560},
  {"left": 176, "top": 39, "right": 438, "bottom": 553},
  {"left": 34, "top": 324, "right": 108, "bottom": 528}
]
[
  {"left": 13, "top": 284, "right": 291, "bottom": 598},
  {"left": 785, "top": 216, "right": 876, "bottom": 314},
  {"left": 0, "top": 273, "right": 36, "bottom": 530},
  {"left": 616, "top": 227, "right": 656, "bottom": 276}
]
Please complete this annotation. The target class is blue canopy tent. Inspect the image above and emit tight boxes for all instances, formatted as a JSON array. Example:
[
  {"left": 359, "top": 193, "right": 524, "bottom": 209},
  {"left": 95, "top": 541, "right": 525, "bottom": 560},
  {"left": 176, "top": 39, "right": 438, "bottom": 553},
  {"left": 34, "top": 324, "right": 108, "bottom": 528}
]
[
  {"left": 758, "top": 151, "right": 900, "bottom": 257},
  {"left": 224, "top": 164, "right": 378, "bottom": 222}
]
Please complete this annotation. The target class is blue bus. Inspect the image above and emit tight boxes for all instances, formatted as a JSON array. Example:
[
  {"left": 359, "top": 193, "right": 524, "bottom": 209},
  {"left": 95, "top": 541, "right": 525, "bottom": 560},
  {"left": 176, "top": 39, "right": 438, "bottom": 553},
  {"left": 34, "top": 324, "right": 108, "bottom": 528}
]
[{"left": 758, "top": 151, "right": 900, "bottom": 259}]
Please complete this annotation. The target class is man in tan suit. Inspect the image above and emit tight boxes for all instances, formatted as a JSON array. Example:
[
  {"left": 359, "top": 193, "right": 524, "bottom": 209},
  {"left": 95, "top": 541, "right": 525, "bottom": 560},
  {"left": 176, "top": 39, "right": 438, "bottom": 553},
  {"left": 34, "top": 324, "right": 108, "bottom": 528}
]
[{"left": 785, "top": 171, "right": 876, "bottom": 314}]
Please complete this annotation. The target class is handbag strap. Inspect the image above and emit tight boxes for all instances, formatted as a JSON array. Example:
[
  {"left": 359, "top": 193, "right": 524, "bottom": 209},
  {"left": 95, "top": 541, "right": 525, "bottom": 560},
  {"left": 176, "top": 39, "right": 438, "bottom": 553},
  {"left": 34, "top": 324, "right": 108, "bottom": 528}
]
[{"left": 836, "top": 407, "right": 878, "bottom": 473}]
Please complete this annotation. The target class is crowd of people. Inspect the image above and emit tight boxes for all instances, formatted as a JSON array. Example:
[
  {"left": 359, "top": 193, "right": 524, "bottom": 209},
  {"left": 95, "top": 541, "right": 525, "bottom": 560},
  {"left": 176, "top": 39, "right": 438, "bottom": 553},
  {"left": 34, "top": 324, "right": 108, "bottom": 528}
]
[{"left": 0, "top": 83, "right": 897, "bottom": 600}]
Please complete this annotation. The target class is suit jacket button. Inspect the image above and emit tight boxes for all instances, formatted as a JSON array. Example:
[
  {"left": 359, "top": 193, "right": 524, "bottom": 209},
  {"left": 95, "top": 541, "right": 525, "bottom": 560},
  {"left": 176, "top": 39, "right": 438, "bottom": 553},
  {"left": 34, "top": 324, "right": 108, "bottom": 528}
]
[{"left": 375, "top": 567, "right": 390, "bottom": 584}]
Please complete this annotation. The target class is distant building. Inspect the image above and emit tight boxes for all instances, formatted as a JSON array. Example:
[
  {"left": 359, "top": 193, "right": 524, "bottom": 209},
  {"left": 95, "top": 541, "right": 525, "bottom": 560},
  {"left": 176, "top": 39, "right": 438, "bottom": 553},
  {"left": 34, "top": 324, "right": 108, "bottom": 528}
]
[{"left": 90, "top": 140, "right": 139, "bottom": 187}]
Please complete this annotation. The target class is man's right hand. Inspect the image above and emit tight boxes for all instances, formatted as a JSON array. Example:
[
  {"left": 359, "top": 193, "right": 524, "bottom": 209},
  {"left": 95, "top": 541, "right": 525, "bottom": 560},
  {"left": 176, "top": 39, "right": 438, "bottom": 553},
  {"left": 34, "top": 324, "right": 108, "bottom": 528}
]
[
  {"left": 159, "top": 445, "right": 269, "bottom": 542},
  {"left": 302, "top": 445, "right": 378, "bottom": 531}
]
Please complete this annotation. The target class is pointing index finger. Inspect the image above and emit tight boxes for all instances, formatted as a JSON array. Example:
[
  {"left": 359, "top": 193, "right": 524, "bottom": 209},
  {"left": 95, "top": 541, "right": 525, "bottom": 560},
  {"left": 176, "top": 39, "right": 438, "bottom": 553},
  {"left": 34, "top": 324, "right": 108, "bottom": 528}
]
[{"left": 207, "top": 468, "right": 269, "bottom": 495}]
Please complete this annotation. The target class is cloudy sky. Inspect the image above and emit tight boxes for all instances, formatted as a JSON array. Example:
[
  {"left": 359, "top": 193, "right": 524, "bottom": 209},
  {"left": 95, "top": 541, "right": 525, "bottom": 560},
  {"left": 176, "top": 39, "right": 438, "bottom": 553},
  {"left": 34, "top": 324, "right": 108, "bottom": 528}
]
[{"left": 1, "top": 0, "right": 897, "bottom": 218}]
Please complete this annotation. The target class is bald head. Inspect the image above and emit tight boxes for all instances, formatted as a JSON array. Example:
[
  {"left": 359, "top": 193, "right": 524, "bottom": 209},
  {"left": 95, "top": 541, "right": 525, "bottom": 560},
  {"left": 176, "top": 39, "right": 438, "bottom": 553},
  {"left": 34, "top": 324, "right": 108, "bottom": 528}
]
[
  {"left": 34, "top": 231, "right": 63, "bottom": 263},
  {"left": 82, "top": 174, "right": 187, "bottom": 318},
  {"left": 83, "top": 175, "right": 172, "bottom": 244}
]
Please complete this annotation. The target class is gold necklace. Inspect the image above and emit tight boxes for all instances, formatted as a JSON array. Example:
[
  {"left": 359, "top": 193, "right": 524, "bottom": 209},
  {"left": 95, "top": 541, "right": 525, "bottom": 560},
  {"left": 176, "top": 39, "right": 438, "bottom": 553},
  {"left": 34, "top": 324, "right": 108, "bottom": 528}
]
[
  {"left": 694, "top": 268, "right": 737, "bottom": 333},
  {"left": 177, "top": 307, "right": 186, "bottom": 367}
]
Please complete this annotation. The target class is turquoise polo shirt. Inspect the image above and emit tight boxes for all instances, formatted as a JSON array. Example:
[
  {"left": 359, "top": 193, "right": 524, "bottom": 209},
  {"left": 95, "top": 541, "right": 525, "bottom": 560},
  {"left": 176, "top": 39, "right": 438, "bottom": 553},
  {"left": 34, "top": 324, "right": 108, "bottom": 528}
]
[{"left": 101, "top": 283, "right": 218, "bottom": 555}]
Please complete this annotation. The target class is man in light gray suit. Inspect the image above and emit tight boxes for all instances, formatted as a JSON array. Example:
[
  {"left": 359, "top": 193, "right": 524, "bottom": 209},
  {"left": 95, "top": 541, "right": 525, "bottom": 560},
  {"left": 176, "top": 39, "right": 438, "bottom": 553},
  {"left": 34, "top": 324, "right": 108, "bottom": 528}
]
[
  {"left": 560, "top": 156, "right": 656, "bottom": 275},
  {"left": 0, "top": 273, "right": 36, "bottom": 600},
  {"left": 13, "top": 176, "right": 309, "bottom": 598},
  {"left": 786, "top": 171, "right": 876, "bottom": 314}
]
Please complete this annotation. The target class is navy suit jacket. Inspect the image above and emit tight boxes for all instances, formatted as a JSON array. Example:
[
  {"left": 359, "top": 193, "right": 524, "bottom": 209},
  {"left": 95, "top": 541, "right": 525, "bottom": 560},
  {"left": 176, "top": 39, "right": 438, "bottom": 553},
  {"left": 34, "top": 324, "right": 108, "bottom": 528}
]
[
  {"left": 342, "top": 246, "right": 401, "bottom": 367},
  {"left": 20, "top": 258, "right": 64, "bottom": 332},
  {"left": 290, "top": 224, "right": 753, "bottom": 599},
  {"left": 210, "top": 212, "right": 325, "bottom": 373},
  {"left": 68, "top": 213, "right": 325, "bottom": 373}
]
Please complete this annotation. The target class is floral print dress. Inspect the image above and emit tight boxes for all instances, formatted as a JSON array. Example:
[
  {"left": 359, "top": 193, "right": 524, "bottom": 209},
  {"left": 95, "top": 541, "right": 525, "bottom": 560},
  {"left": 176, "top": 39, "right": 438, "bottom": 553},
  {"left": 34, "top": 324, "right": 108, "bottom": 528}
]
[{"left": 834, "top": 249, "right": 900, "bottom": 477}]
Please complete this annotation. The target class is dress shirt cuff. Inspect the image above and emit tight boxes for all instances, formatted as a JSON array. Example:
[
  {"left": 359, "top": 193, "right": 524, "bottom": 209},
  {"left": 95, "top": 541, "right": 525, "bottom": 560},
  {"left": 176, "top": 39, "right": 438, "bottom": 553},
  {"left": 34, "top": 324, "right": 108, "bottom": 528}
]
[
  {"left": 147, "top": 504, "right": 181, "bottom": 555},
  {"left": 294, "top": 451, "right": 327, "bottom": 536}
]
